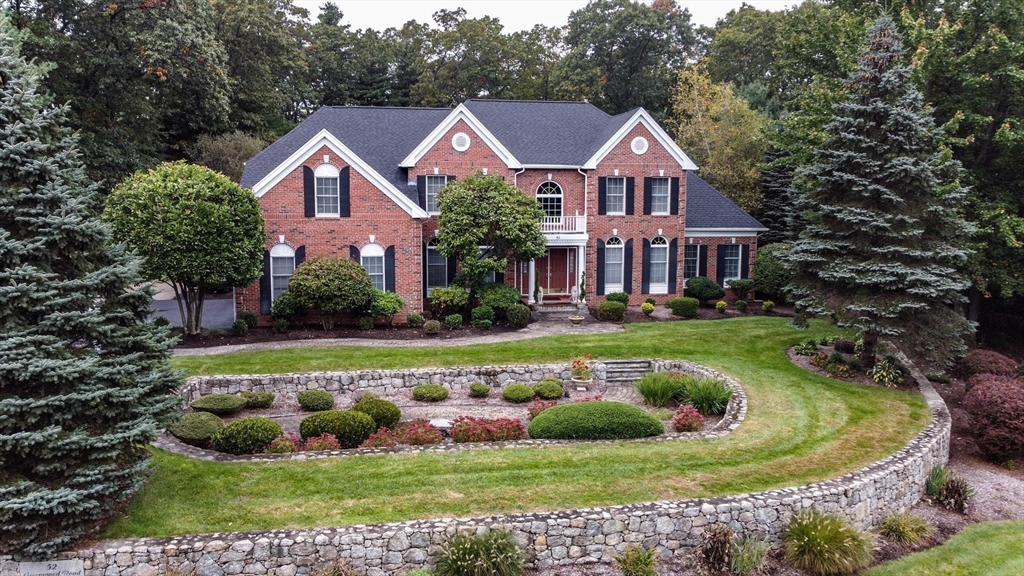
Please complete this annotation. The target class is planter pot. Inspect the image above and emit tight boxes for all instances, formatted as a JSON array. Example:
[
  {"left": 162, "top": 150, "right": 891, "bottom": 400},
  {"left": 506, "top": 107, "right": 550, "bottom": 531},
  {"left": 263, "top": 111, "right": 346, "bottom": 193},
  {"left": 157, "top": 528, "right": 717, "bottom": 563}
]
[
  {"left": 571, "top": 377, "right": 593, "bottom": 390},
  {"left": 568, "top": 315, "right": 585, "bottom": 326}
]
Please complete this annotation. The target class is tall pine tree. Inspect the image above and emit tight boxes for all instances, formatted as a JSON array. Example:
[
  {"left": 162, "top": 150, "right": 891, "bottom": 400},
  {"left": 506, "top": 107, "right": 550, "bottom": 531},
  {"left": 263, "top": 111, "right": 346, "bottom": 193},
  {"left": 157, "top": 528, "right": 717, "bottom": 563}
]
[
  {"left": 786, "top": 17, "right": 971, "bottom": 367},
  {"left": 0, "top": 16, "right": 181, "bottom": 559}
]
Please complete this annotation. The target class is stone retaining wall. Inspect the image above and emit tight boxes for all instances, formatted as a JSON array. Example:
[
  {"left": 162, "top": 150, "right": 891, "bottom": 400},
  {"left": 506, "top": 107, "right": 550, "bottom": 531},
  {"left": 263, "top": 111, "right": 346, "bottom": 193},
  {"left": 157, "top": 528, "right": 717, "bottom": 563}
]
[{"left": 2, "top": 357, "right": 950, "bottom": 576}]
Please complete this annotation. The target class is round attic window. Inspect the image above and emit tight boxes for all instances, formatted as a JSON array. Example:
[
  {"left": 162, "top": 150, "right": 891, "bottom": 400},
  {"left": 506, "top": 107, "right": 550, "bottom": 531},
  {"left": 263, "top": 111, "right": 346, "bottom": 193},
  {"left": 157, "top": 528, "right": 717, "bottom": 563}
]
[
  {"left": 631, "top": 136, "right": 649, "bottom": 155},
  {"left": 452, "top": 132, "right": 471, "bottom": 152}
]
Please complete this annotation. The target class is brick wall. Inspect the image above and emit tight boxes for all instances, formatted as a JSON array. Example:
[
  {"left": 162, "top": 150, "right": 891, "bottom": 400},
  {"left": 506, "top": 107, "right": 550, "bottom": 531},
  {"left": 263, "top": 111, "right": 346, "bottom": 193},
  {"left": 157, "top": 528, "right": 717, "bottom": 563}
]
[{"left": 682, "top": 237, "right": 758, "bottom": 302}]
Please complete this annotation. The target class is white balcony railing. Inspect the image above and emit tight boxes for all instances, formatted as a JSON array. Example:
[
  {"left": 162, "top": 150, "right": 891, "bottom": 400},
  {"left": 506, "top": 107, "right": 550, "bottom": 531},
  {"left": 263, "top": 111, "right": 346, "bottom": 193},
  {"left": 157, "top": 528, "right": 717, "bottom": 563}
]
[{"left": 541, "top": 214, "right": 586, "bottom": 234}]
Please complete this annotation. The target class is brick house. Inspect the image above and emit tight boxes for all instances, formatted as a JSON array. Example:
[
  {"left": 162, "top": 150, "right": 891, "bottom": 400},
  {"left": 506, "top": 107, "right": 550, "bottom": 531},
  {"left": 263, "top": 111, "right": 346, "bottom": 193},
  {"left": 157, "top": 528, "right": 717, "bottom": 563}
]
[{"left": 237, "top": 100, "right": 765, "bottom": 321}]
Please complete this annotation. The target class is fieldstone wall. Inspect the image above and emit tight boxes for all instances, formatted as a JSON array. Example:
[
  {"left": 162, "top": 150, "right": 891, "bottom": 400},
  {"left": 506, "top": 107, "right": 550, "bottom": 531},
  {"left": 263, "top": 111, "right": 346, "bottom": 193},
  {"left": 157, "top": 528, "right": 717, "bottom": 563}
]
[{"left": 2, "top": 356, "right": 949, "bottom": 576}]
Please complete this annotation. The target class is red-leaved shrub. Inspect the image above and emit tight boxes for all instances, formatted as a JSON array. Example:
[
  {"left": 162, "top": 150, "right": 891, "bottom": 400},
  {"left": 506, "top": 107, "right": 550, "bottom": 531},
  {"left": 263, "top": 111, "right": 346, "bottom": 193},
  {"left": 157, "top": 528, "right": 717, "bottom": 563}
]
[
  {"left": 402, "top": 421, "right": 443, "bottom": 445},
  {"left": 960, "top": 349, "right": 1018, "bottom": 379},
  {"left": 265, "top": 432, "right": 302, "bottom": 453},
  {"left": 450, "top": 416, "right": 526, "bottom": 443},
  {"left": 304, "top": 433, "right": 341, "bottom": 451},
  {"left": 528, "top": 399, "right": 558, "bottom": 420},
  {"left": 360, "top": 428, "right": 399, "bottom": 448},
  {"left": 672, "top": 405, "right": 704, "bottom": 432},
  {"left": 962, "top": 375, "right": 1024, "bottom": 461}
]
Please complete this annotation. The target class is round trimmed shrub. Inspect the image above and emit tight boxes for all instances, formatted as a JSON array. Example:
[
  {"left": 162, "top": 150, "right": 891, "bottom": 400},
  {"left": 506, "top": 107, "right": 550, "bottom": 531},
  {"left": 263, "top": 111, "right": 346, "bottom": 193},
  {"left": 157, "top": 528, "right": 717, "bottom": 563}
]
[
  {"left": 528, "top": 401, "right": 664, "bottom": 440},
  {"left": 232, "top": 319, "right": 249, "bottom": 336},
  {"left": 533, "top": 378, "right": 564, "bottom": 400},
  {"left": 406, "top": 312, "right": 425, "bottom": 327},
  {"left": 686, "top": 276, "right": 725, "bottom": 302},
  {"left": 167, "top": 412, "right": 224, "bottom": 447},
  {"left": 241, "top": 391, "right": 275, "bottom": 409},
  {"left": 506, "top": 303, "right": 531, "bottom": 328},
  {"left": 298, "top": 410, "right": 376, "bottom": 448},
  {"left": 469, "top": 382, "right": 491, "bottom": 398},
  {"left": 502, "top": 383, "right": 535, "bottom": 403},
  {"left": 597, "top": 301, "right": 626, "bottom": 321},
  {"left": 962, "top": 375, "right": 1024, "bottom": 461},
  {"left": 238, "top": 310, "right": 258, "bottom": 327},
  {"left": 351, "top": 394, "right": 402, "bottom": 430},
  {"left": 270, "top": 290, "right": 306, "bottom": 324},
  {"left": 297, "top": 389, "right": 335, "bottom": 411},
  {"left": 211, "top": 417, "right": 283, "bottom": 455},
  {"left": 735, "top": 299, "right": 748, "bottom": 313},
  {"left": 716, "top": 300, "right": 728, "bottom": 313},
  {"left": 666, "top": 297, "right": 699, "bottom": 319},
  {"left": 471, "top": 305, "right": 494, "bottom": 326},
  {"left": 783, "top": 510, "right": 873, "bottom": 575},
  {"left": 423, "top": 319, "right": 441, "bottom": 335},
  {"left": 357, "top": 316, "right": 374, "bottom": 331},
  {"left": 606, "top": 292, "right": 630, "bottom": 305},
  {"left": 444, "top": 313, "right": 463, "bottom": 330},
  {"left": 672, "top": 405, "right": 704, "bottom": 432},
  {"left": 413, "top": 384, "right": 449, "bottom": 402},
  {"left": 960, "top": 349, "right": 1018, "bottom": 378},
  {"left": 641, "top": 302, "right": 655, "bottom": 316},
  {"left": 190, "top": 394, "right": 246, "bottom": 415},
  {"left": 272, "top": 318, "right": 289, "bottom": 334}
]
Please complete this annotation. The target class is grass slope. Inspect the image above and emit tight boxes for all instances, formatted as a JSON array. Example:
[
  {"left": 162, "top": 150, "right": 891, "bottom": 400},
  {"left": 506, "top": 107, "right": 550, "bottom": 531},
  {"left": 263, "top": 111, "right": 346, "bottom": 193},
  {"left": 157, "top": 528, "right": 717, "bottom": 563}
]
[
  {"left": 105, "top": 318, "right": 929, "bottom": 539},
  {"left": 860, "top": 521, "right": 1024, "bottom": 576}
]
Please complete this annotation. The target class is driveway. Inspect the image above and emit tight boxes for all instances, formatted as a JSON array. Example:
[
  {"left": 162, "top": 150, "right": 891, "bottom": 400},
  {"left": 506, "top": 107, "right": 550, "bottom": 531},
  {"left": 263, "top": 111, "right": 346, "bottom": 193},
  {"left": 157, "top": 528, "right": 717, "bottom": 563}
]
[{"left": 149, "top": 283, "right": 235, "bottom": 330}]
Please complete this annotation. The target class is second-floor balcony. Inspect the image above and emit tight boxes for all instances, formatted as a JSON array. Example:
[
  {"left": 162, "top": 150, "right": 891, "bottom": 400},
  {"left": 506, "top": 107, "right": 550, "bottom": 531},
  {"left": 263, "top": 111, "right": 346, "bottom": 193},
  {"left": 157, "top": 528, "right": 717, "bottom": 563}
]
[{"left": 541, "top": 214, "right": 587, "bottom": 234}]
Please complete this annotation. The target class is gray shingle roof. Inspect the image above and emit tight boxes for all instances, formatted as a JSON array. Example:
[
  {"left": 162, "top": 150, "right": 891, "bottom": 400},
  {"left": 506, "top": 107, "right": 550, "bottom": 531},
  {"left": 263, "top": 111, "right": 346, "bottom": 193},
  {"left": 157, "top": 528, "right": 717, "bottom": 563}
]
[{"left": 685, "top": 172, "right": 766, "bottom": 230}]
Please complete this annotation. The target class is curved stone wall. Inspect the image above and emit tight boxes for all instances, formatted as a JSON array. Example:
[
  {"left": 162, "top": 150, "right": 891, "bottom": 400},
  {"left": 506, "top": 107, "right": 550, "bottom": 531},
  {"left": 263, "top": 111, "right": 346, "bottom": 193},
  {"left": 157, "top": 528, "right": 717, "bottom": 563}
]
[{"left": 2, "top": 353, "right": 949, "bottom": 576}]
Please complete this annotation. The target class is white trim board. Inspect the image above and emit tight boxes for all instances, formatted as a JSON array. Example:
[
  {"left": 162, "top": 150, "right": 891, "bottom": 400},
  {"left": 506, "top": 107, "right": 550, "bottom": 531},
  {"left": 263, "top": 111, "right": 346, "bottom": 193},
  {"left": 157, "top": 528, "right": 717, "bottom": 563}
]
[
  {"left": 250, "top": 129, "right": 429, "bottom": 219},
  {"left": 583, "top": 109, "right": 698, "bottom": 171},
  {"left": 684, "top": 228, "right": 765, "bottom": 238},
  {"left": 400, "top": 104, "right": 523, "bottom": 169}
]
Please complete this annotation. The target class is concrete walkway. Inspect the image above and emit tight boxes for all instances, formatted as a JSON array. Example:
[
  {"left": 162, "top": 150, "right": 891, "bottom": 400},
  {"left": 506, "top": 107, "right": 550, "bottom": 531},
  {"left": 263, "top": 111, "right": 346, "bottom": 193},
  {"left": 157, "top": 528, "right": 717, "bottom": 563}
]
[{"left": 173, "top": 318, "right": 624, "bottom": 356}]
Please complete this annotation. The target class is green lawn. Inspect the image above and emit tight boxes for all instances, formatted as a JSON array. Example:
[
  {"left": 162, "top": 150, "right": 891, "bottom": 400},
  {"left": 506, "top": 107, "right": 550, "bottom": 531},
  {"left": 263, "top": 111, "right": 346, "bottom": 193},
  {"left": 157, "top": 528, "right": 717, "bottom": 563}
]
[
  {"left": 105, "top": 318, "right": 929, "bottom": 539},
  {"left": 860, "top": 521, "right": 1024, "bottom": 576}
]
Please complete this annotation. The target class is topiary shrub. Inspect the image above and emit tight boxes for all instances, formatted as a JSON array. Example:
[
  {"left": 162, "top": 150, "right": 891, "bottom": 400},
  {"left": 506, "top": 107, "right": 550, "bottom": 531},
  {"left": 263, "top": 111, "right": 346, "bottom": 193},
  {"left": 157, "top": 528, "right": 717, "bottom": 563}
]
[
  {"left": 686, "top": 276, "right": 725, "bottom": 303},
  {"left": 735, "top": 299, "right": 748, "bottom": 313},
  {"left": 533, "top": 378, "right": 564, "bottom": 400},
  {"left": 435, "top": 530, "right": 524, "bottom": 576},
  {"left": 672, "top": 405, "right": 704, "bottom": 432},
  {"left": 297, "top": 389, "right": 334, "bottom": 411},
  {"left": 469, "top": 382, "right": 490, "bottom": 398},
  {"left": 351, "top": 394, "right": 402, "bottom": 431},
  {"left": 597, "top": 301, "right": 626, "bottom": 322},
  {"left": 783, "top": 509, "right": 873, "bottom": 575},
  {"left": 167, "top": 412, "right": 224, "bottom": 447},
  {"left": 641, "top": 302, "right": 655, "bottom": 316},
  {"left": 528, "top": 401, "right": 664, "bottom": 440},
  {"left": 288, "top": 256, "right": 376, "bottom": 330},
  {"left": 237, "top": 310, "right": 259, "bottom": 329},
  {"left": 406, "top": 312, "right": 425, "bottom": 327},
  {"left": 506, "top": 303, "right": 531, "bottom": 328},
  {"left": 424, "top": 319, "right": 441, "bottom": 335},
  {"left": 471, "top": 305, "right": 495, "bottom": 327},
  {"left": 726, "top": 278, "right": 755, "bottom": 301},
  {"left": 606, "top": 291, "right": 629, "bottom": 305},
  {"left": 412, "top": 384, "right": 449, "bottom": 402},
  {"left": 444, "top": 313, "right": 463, "bottom": 330},
  {"left": 190, "top": 394, "right": 246, "bottom": 415},
  {"left": 211, "top": 417, "right": 283, "bottom": 455},
  {"left": 241, "top": 391, "right": 275, "bottom": 409},
  {"left": 960, "top": 349, "right": 1018, "bottom": 378},
  {"left": 666, "top": 297, "right": 699, "bottom": 318},
  {"left": 716, "top": 300, "right": 728, "bottom": 313},
  {"left": 962, "top": 375, "right": 1024, "bottom": 461},
  {"left": 298, "top": 410, "right": 376, "bottom": 448},
  {"left": 502, "top": 383, "right": 535, "bottom": 403}
]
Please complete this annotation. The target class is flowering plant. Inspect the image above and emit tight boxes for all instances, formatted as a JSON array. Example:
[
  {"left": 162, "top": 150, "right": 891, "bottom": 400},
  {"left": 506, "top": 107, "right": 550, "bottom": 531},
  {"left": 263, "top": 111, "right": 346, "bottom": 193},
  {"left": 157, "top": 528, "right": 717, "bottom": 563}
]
[{"left": 570, "top": 354, "right": 593, "bottom": 380}]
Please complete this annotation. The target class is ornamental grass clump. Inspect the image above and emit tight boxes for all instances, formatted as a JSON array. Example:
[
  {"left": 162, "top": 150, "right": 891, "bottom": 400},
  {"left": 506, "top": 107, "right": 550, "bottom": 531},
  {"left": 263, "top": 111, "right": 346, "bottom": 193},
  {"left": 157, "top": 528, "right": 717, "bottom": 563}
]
[
  {"left": 634, "top": 372, "right": 691, "bottom": 407},
  {"left": 211, "top": 417, "right": 283, "bottom": 455},
  {"left": 878, "top": 512, "right": 933, "bottom": 545},
  {"left": 697, "top": 523, "right": 734, "bottom": 573},
  {"left": 731, "top": 535, "right": 771, "bottom": 574},
  {"left": 190, "top": 393, "right": 246, "bottom": 415},
  {"left": 613, "top": 544, "right": 656, "bottom": 576},
  {"left": 167, "top": 412, "right": 224, "bottom": 447},
  {"left": 683, "top": 378, "right": 732, "bottom": 415},
  {"left": 435, "top": 530, "right": 524, "bottom": 576},
  {"left": 783, "top": 510, "right": 873, "bottom": 575}
]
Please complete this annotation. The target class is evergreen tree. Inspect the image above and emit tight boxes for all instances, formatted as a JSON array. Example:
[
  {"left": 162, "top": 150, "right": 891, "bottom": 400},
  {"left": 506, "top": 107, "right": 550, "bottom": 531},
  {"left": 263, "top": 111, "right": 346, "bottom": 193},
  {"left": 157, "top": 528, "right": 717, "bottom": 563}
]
[
  {"left": 786, "top": 17, "right": 972, "bottom": 367},
  {"left": 755, "top": 148, "right": 798, "bottom": 244},
  {"left": 0, "top": 17, "right": 181, "bottom": 559}
]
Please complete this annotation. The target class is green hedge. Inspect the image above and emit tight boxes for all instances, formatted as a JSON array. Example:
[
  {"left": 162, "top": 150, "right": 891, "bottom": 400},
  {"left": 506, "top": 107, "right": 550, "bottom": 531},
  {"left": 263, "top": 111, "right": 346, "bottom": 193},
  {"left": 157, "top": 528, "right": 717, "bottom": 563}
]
[
  {"left": 167, "top": 412, "right": 224, "bottom": 447},
  {"left": 190, "top": 394, "right": 246, "bottom": 415},
  {"left": 351, "top": 394, "right": 402, "bottom": 430},
  {"left": 597, "top": 301, "right": 626, "bottom": 322},
  {"left": 241, "top": 391, "right": 275, "bottom": 409},
  {"left": 502, "top": 384, "right": 535, "bottom": 403},
  {"left": 533, "top": 379, "right": 564, "bottom": 400},
  {"left": 413, "top": 384, "right": 449, "bottom": 402},
  {"left": 211, "top": 417, "right": 282, "bottom": 455},
  {"left": 527, "top": 401, "right": 664, "bottom": 440},
  {"left": 666, "top": 297, "right": 699, "bottom": 319},
  {"left": 297, "top": 389, "right": 334, "bottom": 411},
  {"left": 298, "top": 410, "right": 376, "bottom": 448}
]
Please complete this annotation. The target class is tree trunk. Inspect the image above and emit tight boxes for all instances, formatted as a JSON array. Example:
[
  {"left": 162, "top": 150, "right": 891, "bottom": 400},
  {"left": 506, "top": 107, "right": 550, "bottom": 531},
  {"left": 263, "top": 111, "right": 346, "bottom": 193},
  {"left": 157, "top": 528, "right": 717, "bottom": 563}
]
[{"left": 860, "top": 330, "right": 878, "bottom": 369}]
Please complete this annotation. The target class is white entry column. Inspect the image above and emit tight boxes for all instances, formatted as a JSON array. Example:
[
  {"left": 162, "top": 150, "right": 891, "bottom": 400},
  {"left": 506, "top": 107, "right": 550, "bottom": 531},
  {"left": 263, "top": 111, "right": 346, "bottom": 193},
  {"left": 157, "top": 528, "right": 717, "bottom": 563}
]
[{"left": 527, "top": 258, "right": 536, "bottom": 304}]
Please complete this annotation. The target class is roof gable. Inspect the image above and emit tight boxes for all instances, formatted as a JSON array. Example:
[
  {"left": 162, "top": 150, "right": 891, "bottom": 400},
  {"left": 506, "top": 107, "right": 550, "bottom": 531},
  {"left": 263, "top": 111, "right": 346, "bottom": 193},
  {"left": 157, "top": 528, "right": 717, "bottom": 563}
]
[
  {"left": 583, "top": 109, "right": 698, "bottom": 170},
  {"left": 399, "top": 104, "right": 522, "bottom": 169}
]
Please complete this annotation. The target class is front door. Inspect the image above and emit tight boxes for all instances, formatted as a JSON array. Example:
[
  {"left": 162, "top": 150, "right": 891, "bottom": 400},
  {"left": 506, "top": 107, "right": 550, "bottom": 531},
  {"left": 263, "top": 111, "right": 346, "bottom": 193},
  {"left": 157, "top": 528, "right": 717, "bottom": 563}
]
[{"left": 536, "top": 248, "right": 570, "bottom": 294}]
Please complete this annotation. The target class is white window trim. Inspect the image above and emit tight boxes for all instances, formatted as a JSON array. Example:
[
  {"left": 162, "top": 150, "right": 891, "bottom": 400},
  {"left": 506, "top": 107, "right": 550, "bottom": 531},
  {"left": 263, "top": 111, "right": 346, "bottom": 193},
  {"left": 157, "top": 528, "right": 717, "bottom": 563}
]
[
  {"left": 683, "top": 244, "right": 700, "bottom": 280},
  {"left": 425, "top": 174, "right": 447, "bottom": 215},
  {"left": 361, "top": 243, "right": 386, "bottom": 291},
  {"left": 426, "top": 239, "right": 447, "bottom": 295},
  {"left": 649, "top": 237, "right": 669, "bottom": 295},
  {"left": 269, "top": 243, "right": 295, "bottom": 302},
  {"left": 605, "top": 237, "right": 624, "bottom": 294},
  {"left": 722, "top": 244, "right": 742, "bottom": 282},
  {"left": 314, "top": 164, "right": 340, "bottom": 217},
  {"left": 651, "top": 177, "right": 670, "bottom": 216},
  {"left": 537, "top": 181, "right": 563, "bottom": 219},
  {"left": 606, "top": 176, "right": 626, "bottom": 216}
]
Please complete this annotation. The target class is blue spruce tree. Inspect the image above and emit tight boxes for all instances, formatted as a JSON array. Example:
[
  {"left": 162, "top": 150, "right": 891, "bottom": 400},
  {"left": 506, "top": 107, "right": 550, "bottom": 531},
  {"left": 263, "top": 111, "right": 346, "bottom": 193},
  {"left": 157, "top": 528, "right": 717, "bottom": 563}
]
[
  {"left": 0, "top": 17, "right": 181, "bottom": 558},
  {"left": 786, "top": 17, "right": 972, "bottom": 367}
]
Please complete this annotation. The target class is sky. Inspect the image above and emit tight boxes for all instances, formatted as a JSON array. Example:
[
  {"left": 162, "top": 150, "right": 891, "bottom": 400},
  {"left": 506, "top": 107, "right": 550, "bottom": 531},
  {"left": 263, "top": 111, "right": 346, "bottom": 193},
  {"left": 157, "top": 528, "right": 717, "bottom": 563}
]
[{"left": 290, "top": 0, "right": 799, "bottom": 31}]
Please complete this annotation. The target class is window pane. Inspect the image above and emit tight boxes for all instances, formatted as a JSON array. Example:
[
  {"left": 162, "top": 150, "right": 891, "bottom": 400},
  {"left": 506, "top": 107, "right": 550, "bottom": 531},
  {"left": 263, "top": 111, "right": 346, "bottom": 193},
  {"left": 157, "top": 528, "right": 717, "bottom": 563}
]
[
  {"left": 649, "top": 246, "right": 668, "bottom": 284},
  {"left": 605, "top": 247, "right": 623, "bottom": 284},
  {"left": 316, "top": 177, "right": 339, "bottom": 215},
  {"left": 362, "top": 256, "right": 384, "bottom": 290},
  {"left": 651, "top": 178, "right": 669, "bottom": 213},
  {"left": 722, "top": 245, "right": 740, "bottom": 280},
  {"left": 683, "top": 245, "right": 699, "bottom": 279},
  {"left": 427, "top": 247, "right": 447, "bottom": 289},
  {"left": 426, "top": 175, "right": 447, "bottom": 213},
  {"left": 539, "top": 195, "right": 561, "bottom": 218},
  {"left": 606, "top": 177, "right": 625, "bottom": 213},
  {"left": 271, "top": 256, "right": 294, "bottom": 301}
]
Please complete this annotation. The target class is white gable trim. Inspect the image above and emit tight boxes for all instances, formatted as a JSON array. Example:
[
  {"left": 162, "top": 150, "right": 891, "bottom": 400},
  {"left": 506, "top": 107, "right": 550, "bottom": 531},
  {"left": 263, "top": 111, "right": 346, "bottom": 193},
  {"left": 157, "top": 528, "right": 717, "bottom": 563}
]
[
  {"left": 583, "top": 109, "right": 698, "bottom": 171},
  {"left": 685, "top": 228, "right": 766, "bottom": 238},
  {"left": 399, "top": 104, "right": 523, "bottom": 169},
  {"left": 251, "top": 129, "right": 429, "bottom": 219}
]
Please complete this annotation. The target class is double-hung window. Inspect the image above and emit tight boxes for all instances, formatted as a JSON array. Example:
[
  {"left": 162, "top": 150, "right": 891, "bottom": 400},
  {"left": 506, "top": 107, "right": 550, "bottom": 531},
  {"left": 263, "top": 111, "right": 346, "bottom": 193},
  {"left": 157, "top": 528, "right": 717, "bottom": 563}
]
[
  {"left": 651, "top": 177, "right": 670, "bottom": 214},
  {"left": 605, "top": 237, "right": 624, "bottom": 293},
  {"left": 721, "top": 244, "right": 741, "bottom": 282},
  {"left": 683, "top": 245, "right": 700, "bottom": 280},
  {"left": 315, "top": 164, "right": 340, "bottom": 216},
  {"left": 537, "top": 181, "right": 563, "bottom": 219},
  {"left": 649, "top": 236, "right": 669, "bottom": 294},
  {"left": 270, "top": 244, "right": 295, "bottom": 302},
  {"left": 425, "top": 175, "right": 447, "bottom": 214},
  {"left": 361, "top": 244, "right": 385, "bottom": 291},
  {"left": 426, "top": 239, "right": 447, "bottom": 294},
  {"left": 606, "top": 177, "right": 625, "bottom": 214}
]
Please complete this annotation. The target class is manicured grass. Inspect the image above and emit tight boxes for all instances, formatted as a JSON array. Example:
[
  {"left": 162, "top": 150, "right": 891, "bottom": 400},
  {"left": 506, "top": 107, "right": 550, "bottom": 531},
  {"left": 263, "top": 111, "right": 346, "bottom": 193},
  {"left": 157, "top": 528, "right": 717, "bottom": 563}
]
[
  {"left": 860, "top": 521, "right": 1024, "bottom": 576},
  {"left": 105, "top": 318, "right": 929, "bottom": 539}
]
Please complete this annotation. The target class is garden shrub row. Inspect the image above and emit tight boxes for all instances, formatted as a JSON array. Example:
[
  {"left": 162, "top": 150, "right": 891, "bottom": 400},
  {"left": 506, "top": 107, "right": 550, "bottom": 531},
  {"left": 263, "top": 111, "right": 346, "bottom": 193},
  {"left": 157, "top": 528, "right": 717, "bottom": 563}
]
[
  {"left": 211, "top": 417, "right": 283, "bottom": 455},
  {"left": 361, "top": 420, "right": 443, "bottom": 448},
  {"left": 527, "top": 401, "right": 663, "bottom": 440}
]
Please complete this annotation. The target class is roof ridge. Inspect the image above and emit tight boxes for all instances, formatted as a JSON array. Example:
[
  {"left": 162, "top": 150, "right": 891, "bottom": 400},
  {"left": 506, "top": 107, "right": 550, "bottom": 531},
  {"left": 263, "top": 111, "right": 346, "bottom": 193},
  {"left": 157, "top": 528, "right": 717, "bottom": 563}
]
[{"left": 323, "top": 105, "right": 451, "bottom": 111}]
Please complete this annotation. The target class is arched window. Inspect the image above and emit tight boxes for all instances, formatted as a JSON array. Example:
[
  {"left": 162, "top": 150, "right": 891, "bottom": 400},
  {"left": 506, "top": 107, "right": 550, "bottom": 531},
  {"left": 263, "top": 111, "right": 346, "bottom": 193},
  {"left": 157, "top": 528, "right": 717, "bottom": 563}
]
[
  {"left": 426, "top": 237, "right": 447, "bottom": 294},
  {"left": 536, "top": 181, "right": 562, "bottom": 219},
  {"left": 270, "top": 243, "right": 295, "bottom": 302},
  {"left": 361, "top": 243, "right": 385, "bottom": 291},
  {"left": 315, "top": 164, "right": 340, "bottom": 216},
  {"left": 605, "top": 236, "right": 624, "bottom": 294},
  {"left": 649, "top": 236, "right": 669, "bottom": 294}
]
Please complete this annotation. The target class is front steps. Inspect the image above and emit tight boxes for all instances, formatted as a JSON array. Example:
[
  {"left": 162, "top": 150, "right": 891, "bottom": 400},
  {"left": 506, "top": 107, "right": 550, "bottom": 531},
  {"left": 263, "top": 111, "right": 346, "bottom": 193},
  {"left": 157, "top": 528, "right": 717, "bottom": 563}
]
[{"left": 603, "top": 359, "right": 653, "bottom": 385}]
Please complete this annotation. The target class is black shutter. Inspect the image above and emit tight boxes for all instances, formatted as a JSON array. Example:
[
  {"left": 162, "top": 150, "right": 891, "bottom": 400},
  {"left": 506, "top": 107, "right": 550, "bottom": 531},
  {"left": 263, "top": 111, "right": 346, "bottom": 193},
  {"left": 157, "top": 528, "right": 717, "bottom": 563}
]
[
  {"left": 623, "top": 239, "right": 634, "bottom": 294},
  {"left": 422, "top": 242, "right": 429, "bottom": 298},
  {"left": 625, "top": 177, "right": 635, "bottom": 215},
  {"left": 303, "top": 166, "right": 315, "bottom": 217},
  {"left": 416, "top": 175, "right": 426, "bottom": 209},
  {"left": 670, "top": 177, "right": 680, "bottom": 215},
  {"left": 668, "top": 238, "right": 678, "bottom": 294},
  {"left": 259, "top": 249, "right": 272, "bottom": 314},
  {"left": 698, "top": 244, "right": 708, "bottom": 278},
  {"left": 495, "top": 269, "right": 505, "bottom": 284},
  {"left": 597, "top": 177, "right": 607, "bottom": 215},
  {"left": 295, "top": 245, "right": 306, "bottom": 266},
  {"left": 741, "top": 244, "right": 750, "bottom": 279},
  {"left": 716, "top": 246, "right": 727, "bottom": 287},
  {"left": 447, "top": 255, "right": 457, "bottom": 284},
  {"left": 349, "top": 245, "right": 360, "bottom": 262},
  {"left": 385, "top": 245, "right": 396, "bottom": 292},
  {"left": 338, "top": 167, "right": 350, "bottom": 217},
  {"left": 447, "top": 175, "right": 457, "bottom": 183},
  {"left": 642, "top": 178, "right": 652, "bottom": 215},
  {"left": 641, "top": 239, "right": 651, "bottom": 294},
  {"left": 596, "top": 239, "right": 606, "bottom": 296}
]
